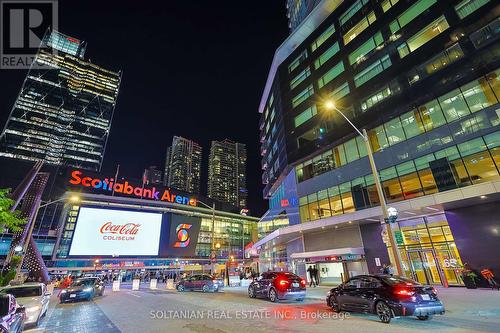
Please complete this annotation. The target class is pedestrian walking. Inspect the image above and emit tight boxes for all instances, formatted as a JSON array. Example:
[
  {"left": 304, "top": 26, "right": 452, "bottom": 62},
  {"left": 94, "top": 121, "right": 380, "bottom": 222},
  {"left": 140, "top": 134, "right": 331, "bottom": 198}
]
[
  {"left": 312, "top": 266, "right": 319, "bottom": 286},
  {"left": 307, "top": 266, "right": 316, "bottom": 287}
]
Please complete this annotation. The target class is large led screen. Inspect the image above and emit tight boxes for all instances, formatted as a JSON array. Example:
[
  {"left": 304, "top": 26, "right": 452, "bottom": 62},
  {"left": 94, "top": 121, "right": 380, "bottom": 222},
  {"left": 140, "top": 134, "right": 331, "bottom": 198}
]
[{"left": 68, "top": 207, "right": 162, "bottom": 256}]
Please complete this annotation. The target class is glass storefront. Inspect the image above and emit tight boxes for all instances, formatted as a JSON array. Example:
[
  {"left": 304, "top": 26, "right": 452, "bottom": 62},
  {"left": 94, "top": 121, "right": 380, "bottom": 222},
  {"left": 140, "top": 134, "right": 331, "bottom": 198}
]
[
  {"left": 387, "top": 214, "right": 464, "bottom": 286},
  {"left": 299, "top": 130, "right": 500, "bottom": 222}
]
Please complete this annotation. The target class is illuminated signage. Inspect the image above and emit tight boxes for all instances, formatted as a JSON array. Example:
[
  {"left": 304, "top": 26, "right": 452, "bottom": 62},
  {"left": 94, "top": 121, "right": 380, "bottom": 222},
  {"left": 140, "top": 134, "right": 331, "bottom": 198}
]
[
  {"left": 68, "top": 207, "right": 162, "bottom": 256},
  {"left": 68, "top": 170, "right": 197, "bottom": 206},
  {"left": 173, "top": 224, "right": 192, "bottom": 248},
  {"left": 281, "top": 197, "right": 298, "bottom": 207}
]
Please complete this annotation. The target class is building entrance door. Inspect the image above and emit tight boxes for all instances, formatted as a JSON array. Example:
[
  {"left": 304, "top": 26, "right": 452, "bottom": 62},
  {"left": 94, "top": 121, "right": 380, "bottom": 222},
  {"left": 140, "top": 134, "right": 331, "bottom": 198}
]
[{"left": 406, "top": 249, "right": 444, "bottom": 285}]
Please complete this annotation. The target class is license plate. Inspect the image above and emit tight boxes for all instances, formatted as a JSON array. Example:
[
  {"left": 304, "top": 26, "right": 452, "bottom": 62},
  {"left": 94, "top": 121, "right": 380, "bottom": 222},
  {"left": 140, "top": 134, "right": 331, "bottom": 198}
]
[
  {"left": 421, "top": 294, "right": 430, "bottom": 300},
  {"left": 292, "top": 282, "right": 299, "bottom": 288},
  {"left": 70, "top": 294, "right": 76, "bottom": 298}
]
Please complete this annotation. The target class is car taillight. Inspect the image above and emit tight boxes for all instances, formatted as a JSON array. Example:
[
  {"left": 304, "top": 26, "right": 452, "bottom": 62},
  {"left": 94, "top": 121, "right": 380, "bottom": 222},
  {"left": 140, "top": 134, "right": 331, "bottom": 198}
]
[
  {"left": 394, "top": 288, "right": 415, "bottom": 297},
  {"left": 300, "top": 279, "right": 306, "bottom": 287},
  {"left": 276, "top": 278, "right": 289, "bottom": 289}
]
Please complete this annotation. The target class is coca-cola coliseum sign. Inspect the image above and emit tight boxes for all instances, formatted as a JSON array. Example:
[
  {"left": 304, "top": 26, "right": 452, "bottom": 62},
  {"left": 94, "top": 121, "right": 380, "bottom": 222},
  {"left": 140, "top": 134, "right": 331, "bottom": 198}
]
[{"left": 100, "top": 222, "right": 140, "bottom": 241}]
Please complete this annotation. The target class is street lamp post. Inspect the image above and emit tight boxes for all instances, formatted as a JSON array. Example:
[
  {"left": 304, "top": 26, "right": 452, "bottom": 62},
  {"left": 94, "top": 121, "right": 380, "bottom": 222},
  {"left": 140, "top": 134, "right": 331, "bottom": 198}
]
[
  {"left": 14, "top": 194, "right": 80, "bottom": 279},
  {"left": 324, "top": 101, "right": 404, "bottom": 276}
]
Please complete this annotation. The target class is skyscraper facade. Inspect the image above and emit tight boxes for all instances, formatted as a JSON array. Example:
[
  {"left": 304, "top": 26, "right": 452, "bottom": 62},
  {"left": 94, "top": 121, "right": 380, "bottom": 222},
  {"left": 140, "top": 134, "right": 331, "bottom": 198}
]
[
  {"left": 256, "top": 0, "right": 500, "bottom": 286},
  {"left": 208, "top": 139, "right": 247, "bottom": 209},
  {"left": 164, "top": 136, "right": 202, "bottom": 194},
  {"left": 0, "top": 30, "right": 121, "bottom": 171},
  {"left": 286, "top": 0, "right": 322, "bottom": 32}
]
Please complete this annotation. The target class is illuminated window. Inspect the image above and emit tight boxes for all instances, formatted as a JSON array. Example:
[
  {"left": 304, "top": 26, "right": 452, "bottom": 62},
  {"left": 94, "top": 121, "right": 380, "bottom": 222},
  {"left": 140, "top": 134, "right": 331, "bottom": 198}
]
[
  {"left": 361, "top": 84, "right": 392, "bottom": 111},
  {"left": 290, "top": 67, "right": 311, "bottom": 90},
  {"left": 344, "top": 11, "right": 376, "bottom": 45},
  {"left": 314, "top": 42, "right": 340, "bottom": 69},
  {"left": 329, "top": 82, "right": 350, "bottom": 101},
  {"left": 397, "top": 16, "right": 450, "bottom": 58},
  {"left": 318, "top": 61, "right": 345, "bottom": 88},
  {"left": 354, "top": 55, "right": 392, "bottom": 87},
  {"left": 381, "top": 0, "right": 399, "bottom": 13},
  {"left": 389, "top": 0, "right": 437, "bottom": 34},
  {"left": 288, "top": 50, "right": 308, "bottom": 73},
  {"left": 349, "top": 32, "right": 384, "bottom": 65},
  {"left": 294, "top": 105, "right": 318, "bottom": 127},
  {"left": 311, "top": 23, "right": 336, "bottom": 52},
  {"left": 454, "top": 0, "right": 490, "bottom": 19},
  {"left": 292, "top": 85, "right": 314, "bottom": 108},
  {"left": 339, "top": 0, "right": 369, "bottom": 26}
]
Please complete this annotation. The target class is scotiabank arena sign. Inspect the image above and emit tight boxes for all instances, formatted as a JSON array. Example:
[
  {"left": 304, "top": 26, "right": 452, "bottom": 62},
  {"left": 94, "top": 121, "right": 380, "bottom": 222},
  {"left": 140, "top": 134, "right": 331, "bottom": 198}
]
[{"left": 68, "top": 169, "right": 197, "bottom": 206}]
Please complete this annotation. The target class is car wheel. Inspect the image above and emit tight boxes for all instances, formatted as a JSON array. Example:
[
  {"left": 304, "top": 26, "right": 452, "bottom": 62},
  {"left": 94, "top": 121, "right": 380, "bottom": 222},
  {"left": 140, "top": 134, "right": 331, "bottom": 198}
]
[
  {"left": 268, "top": 288, "right": 278, "bottom": 303},
  {"left": 202, "top": 285, "right": 209, "bottom": 293},
  {"left": 417, "top": 315, "right": 431, "bottom": 320},
  {"left": 376, "top": 301, "right": 392, "bottom": 324},
  {"left": 329, "top": 295, "right": 341, "bottom": 313},
  {"left": 177, "top": 284, "right": 185, "bottom": 292},
  {"left": 248, "top": 286, "right": 256, "bottom": 298}
]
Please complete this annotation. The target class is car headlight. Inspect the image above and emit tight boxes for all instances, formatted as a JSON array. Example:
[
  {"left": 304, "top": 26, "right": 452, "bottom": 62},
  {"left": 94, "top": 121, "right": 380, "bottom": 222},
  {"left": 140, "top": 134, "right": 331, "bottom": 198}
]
[
  {"left": 26, "top": 306, "right": 40, "bottom": 312},
  {"left": 83, "top": 287, "right": 93, "bottom": 292}
]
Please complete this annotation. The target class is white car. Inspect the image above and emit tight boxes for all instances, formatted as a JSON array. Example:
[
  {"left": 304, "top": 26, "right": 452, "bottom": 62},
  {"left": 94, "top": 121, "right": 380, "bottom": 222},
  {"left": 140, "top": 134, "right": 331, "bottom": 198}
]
[{"left": 0, "top": 283, "right": 50, "bottom": 326}]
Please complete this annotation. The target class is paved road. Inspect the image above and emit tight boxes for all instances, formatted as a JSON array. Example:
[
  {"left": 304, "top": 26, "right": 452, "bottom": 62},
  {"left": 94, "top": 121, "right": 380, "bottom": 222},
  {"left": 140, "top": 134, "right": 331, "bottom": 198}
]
[{"left": 26, "top": 284, "right": 500, "bottom": 333}]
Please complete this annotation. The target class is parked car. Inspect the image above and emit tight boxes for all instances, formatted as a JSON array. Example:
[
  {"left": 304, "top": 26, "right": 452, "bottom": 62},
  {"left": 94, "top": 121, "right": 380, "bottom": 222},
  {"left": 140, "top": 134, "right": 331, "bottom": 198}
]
[
  {"left": 248, "top": 271, "right": 306, "bottom": 302},
  {"left": 0, "top": 283, "right": 49, "bottom": 327},
  {"left": 0, "top": 294, "right": 25, "bottom": 333},
  {"left": 60, "top": 277, "right": 105, "bottom": 303},
  {"left": 176, "top": 274, "right": 223, "bottom": 292},
  {"left": 326, "top": 275, "right": 445, "bottom": 323}
]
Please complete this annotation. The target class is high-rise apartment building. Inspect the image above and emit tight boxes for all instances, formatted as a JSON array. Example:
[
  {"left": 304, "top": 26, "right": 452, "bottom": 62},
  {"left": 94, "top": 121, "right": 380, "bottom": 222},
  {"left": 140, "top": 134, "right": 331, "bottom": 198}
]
[
  {"left": 256, "top": 0, "right": 500, "bottom": 286},
  {"left": 164, "top": 136, "right": 202, "bottom": 194},
  {"left": 208, "top": 139, "right": 247, "bottom": 209},
  {"left": 0, "top": 30, "right": 121, "bottom": 171},
  {"left": 143, "top": 165, "right": 162, "bottom": 185}
]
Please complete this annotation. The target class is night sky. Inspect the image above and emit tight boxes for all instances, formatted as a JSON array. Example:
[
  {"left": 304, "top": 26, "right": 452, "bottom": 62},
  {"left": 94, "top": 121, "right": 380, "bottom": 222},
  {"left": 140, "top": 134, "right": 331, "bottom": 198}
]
[{"left": 0, "top": 1, "right": 289, "bottom": 216}]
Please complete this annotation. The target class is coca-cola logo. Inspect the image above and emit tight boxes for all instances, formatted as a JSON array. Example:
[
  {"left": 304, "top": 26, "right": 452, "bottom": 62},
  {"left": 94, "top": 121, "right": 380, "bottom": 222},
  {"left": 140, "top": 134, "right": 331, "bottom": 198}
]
[{"left": 100, "top": 222, "right": 140, "bottom": 235}]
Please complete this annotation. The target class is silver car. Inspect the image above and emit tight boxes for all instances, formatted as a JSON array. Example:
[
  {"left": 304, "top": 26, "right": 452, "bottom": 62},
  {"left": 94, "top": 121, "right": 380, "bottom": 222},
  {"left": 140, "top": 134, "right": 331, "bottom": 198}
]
[{"left": 0, "top": 283, "right": 50, "bottom": 327}]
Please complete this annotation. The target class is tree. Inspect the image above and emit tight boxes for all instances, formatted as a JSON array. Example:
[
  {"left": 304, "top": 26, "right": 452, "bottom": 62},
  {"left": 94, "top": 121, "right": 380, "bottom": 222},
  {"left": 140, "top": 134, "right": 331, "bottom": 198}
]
[{"left": 0, "top": 188, "right": 26, "bottom": 233}]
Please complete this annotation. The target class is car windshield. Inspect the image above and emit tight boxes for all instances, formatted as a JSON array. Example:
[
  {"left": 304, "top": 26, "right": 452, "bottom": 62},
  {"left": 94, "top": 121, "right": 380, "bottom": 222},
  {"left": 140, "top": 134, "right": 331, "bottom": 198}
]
[
  {"left": 1, "top": 286, "right": 41, "bottom": 298},
  {"left": 382, "top": 276, "right": 420, "bottom": 286},
  {"left": 71, "top": 279, "right": 94, "bottom": 287}
]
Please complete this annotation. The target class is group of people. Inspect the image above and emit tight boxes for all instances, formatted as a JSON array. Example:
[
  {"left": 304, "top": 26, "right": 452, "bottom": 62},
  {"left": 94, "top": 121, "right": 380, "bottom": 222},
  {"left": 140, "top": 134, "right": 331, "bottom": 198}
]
[{"left": 306, "top": 266, "right": 319, "bottom": 287}]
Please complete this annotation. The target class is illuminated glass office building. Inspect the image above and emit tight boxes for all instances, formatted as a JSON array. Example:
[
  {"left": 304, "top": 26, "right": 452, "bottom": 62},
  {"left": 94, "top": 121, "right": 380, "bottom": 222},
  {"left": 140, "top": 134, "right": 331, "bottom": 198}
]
[
  {"left": 256, "top": 0, "right": 500, "bottom": 286},
  {"left": 0, "top": 30, "right": 121, "bottom": 171}
]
